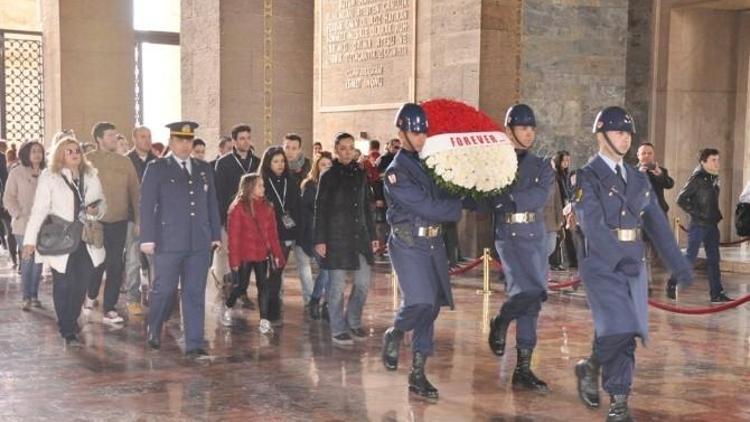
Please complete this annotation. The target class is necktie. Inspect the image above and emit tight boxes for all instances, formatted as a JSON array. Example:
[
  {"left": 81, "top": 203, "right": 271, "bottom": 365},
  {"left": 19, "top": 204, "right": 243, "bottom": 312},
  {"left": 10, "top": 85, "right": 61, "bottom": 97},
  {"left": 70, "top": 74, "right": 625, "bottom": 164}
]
[
  {"left": 615, "top": 164, "right": 626, "bottom": 185},
  {"left": 181, "top": 160, "right": 191, "bottom": 177}
]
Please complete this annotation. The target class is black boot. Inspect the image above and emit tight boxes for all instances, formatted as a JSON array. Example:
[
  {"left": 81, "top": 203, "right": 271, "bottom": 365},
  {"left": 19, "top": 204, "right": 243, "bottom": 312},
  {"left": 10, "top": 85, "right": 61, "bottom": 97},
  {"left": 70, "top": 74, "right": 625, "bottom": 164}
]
[
  {"left": 575, "top": 356, "right": 600, "bottom": 408},
  {"left": 408, "top": 352, "right": 438, "bottom": 400},
  {"left": 321, "top": 302, "right": 329, "bottom": 322},
  {"left": 381, "top": 327, "right": 403, "bottom": 370},
  {"left": 511, "top": 348, "right": 549, "bottom": 392},
  {"left": 308, "top": 297, "right": 320, "bottom": 320},
  {"left": 488, "top": 313, "right": 510, "bottom": 356},
  {"left": 606, "top": 395, "right": 632, "bottom": 422}
]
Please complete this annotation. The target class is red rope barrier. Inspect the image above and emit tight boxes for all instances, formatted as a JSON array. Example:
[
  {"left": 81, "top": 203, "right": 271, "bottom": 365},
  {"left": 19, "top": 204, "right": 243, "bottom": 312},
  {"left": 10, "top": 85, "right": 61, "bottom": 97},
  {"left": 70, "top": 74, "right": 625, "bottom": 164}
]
[
  {"left": 648, "top": 294, "right": 750, "bottom": 314},
  {"left": 448, "top": 257, "right": 484, "bottom": 276},
  {"left": 548, "top": 278, "right": 582, "bottom": 290}
]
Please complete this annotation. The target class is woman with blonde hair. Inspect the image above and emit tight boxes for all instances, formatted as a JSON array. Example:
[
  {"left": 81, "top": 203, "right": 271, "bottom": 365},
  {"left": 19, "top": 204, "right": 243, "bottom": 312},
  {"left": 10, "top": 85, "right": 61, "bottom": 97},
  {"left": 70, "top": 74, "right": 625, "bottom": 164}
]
[{"left": 23, "top": 132, "right": 107, "bottom": 347}]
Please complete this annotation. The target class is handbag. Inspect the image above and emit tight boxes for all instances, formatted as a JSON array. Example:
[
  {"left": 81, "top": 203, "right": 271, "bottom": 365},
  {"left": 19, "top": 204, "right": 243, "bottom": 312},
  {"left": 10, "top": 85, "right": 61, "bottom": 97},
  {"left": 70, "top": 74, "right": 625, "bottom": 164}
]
[
  {"left": 81, "top": 220, "right": 104, "bottom": 248},
  {"left": 36, "top": 214, "right": 83, "bottom": 255}
]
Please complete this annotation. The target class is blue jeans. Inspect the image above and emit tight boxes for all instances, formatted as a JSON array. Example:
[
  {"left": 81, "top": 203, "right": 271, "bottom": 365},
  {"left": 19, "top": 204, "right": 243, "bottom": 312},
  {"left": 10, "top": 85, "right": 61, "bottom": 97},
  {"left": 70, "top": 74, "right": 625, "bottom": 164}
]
[
  {"left": 328, "top": 254, "right": 371, "bottom": 336},
  {"left": 311, "top": 254, "right": 330, "bottom": 301},
  {"left": 16, "top": 235, "right": 43, "bottom": 300},
  {"left": 670, "top": 223, "right": 723, "bottom": 297}
]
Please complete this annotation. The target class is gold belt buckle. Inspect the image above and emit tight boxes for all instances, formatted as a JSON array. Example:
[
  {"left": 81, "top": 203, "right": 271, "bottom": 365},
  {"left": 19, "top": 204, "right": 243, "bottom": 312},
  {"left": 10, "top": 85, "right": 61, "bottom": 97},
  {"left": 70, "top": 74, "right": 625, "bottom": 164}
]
[
  {"left": 614, "top": 228, "right": 639, "bottom": 242},
  {"left": 418, "top": 226, "right": 440, "bottom": 237},
  {"left": 506, "top": 212, "right": 535, "bottom": 224}
]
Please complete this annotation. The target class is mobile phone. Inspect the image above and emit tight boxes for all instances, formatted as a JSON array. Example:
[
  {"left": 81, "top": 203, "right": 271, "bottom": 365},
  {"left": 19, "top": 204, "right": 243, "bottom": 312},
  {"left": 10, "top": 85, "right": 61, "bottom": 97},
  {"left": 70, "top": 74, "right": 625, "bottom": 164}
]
[{"left": 87, "top": 199, "right": 102, "bottom": 208}]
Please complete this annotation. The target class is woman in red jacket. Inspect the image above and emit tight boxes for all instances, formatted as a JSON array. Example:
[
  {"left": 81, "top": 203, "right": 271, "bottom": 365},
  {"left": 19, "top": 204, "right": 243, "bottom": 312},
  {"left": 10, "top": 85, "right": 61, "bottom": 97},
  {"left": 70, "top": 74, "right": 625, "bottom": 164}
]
[{"left": 225, "top": 173, "right": 286, "bottom": 334}]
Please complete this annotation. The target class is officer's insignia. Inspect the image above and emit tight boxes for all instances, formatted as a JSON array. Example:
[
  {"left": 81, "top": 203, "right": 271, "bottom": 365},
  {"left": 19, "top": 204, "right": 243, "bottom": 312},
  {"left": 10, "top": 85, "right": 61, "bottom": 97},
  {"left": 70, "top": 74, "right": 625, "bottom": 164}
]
[
  {"left": 575, "top": 187, "right": 583, "bottom": 202},
  {"left": 387, "top": 173, "right": 397, "bottom": 184},
  {"left": 182, "top": 124, "right": 193, "bottom": 134}
]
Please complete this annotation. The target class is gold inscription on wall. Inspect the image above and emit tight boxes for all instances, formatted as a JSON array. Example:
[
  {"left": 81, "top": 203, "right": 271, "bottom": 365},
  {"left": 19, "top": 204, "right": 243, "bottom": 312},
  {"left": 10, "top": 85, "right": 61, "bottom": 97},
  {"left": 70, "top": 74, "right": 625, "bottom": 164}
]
[{"left": 319, "top": 0, "right": 415, "bottom": 112}]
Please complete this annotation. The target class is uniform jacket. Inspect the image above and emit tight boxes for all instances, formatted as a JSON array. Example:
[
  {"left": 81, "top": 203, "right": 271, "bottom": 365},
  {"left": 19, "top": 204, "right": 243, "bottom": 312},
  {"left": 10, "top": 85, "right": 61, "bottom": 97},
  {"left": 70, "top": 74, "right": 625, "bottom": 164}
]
[
  {"left": 384, "top": 149, "right": 462, "bottom": 308},
  {"left": 575, "top": 155, "right": 690, "bottom": 340},
  {"left": 487, "top": 151, "right": 555, "bottom": 299},
  {"left": 139, "top": 155, "right": 221, "bottom": 253}
]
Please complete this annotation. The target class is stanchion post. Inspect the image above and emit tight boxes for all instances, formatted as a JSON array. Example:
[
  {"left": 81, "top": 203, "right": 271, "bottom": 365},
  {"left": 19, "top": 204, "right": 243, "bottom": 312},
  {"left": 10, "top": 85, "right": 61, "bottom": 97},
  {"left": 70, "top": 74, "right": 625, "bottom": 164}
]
[
  {"left": 674, "top": 217, "right": 680, "bottom": 245},
  {"left": 391, "top": 269, "right": 399, "bottom": 311},
  {"left": 475, "top": 247, "right": 493, "bottom": 296}
]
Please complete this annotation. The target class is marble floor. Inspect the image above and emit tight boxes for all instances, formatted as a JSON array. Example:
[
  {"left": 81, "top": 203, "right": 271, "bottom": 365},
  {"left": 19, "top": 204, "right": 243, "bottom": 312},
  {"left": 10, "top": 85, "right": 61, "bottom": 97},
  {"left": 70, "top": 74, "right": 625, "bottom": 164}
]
[{"left": 0, "top": 254, "right": 748, "bottom": 421}]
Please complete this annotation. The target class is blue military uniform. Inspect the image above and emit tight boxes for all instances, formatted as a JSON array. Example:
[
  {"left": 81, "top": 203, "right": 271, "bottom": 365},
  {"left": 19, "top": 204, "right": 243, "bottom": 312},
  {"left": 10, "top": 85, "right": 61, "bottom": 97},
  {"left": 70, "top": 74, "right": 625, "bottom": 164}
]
[
  {"left": 140, "top": 121, "right": 221, "bottom": 355},
  {"left": 487, "top": 104, "right": 554, "bottom": 392},
  {"left": 381, "top": 103, "right": 463, "bottom": 401},
  {"left": 573, "top": 107, "right": 691, "bottom": 421}
]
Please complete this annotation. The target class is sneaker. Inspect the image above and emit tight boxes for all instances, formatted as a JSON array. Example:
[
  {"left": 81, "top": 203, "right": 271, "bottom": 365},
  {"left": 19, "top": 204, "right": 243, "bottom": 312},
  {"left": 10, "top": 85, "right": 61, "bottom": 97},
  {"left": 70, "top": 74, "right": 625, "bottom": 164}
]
[
  {"left": 332, "top": 333, "right": 354, "bottom": 346},
  {"left": 350, "top": 327, "right": 368, "bottom": 341},
  {"left": 221, "top": 307, "right": 233, "bottom": 327},
  {"left": 31, "top": 299, "right": 42, "bottom": 308},
  {"left": 102, "top": 311, "right": 125, "bottom": 324},
  {"left": 259, "top": 319, "right": 274, "bottom": 334},
  {"left": 710, "top": 293, "right": 732, "bottom": 303},
  {"left": 21, "top": 299, "right": 31, "bottom": 312},
  {"left": 83, "top": 297, "right": 96, "bottom": 311},
  {"left": 127, "top": 302, "right": 146, "bottom": 317}
]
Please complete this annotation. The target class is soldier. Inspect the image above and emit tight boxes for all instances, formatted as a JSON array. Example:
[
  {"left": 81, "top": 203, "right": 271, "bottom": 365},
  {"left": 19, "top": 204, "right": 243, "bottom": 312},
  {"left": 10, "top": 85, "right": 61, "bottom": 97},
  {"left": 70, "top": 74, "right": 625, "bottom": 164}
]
[
  {"left": 380, "top": 103, "right": 463, "bottom": 401},
  {"left": 573, "top": 107, "right": 692, "bottom": 421},
  {"left": 140, "top": 121, "right": 222, "bottom": 359},
  {"left": 486, "top": 104, "right": 555, "bottom": 391}
]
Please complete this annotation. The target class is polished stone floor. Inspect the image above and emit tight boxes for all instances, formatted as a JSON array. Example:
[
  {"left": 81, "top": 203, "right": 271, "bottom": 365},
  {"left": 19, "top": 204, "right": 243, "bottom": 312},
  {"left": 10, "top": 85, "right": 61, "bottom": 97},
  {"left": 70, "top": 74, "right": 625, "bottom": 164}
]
[{"left": 0, "top": 253, "right": 747, "bottom": 421}]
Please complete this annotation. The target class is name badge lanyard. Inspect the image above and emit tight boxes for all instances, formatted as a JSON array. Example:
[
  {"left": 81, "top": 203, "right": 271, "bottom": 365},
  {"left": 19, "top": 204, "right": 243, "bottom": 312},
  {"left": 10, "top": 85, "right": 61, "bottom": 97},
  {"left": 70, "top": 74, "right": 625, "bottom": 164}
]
[
  {"left": 233, "top": 154, "right": 253, "bottom": 174},
  {"left": 63, "top": 174, "right": 85, "bottom": 216},
  {"left": 269, "top": 178, "right": 287, "bottom": 212}
]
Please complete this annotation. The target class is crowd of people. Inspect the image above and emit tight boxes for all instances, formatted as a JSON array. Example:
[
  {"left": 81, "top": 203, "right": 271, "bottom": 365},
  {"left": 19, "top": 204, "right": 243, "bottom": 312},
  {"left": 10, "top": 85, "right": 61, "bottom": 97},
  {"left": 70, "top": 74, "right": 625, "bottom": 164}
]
[{"left": 0, "top": 100, "right": 741, "bottom": 422}]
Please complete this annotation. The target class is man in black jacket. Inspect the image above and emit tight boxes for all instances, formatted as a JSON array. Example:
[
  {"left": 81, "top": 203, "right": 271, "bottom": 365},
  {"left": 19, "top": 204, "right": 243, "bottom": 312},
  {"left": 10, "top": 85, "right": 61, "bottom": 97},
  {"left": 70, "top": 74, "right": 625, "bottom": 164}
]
[
  {"left": 667, "top": 148, "right": 732, "bottom": 302},
  {"left": 637, "top": 142, "right": 674, "bottom": 213},
  {"left": 212, "top": 124, "right": 260, "bottom": 306},
  {"left": 315, "top": 132, "right": 377, "bottom": 346}
]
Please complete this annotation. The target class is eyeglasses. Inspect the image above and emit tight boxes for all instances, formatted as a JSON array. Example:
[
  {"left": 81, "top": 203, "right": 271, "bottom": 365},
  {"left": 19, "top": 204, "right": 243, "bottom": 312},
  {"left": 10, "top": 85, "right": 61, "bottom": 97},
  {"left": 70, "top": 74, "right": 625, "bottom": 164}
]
[{"left": 65, "top": 148, "right": 82, "bottom": 156}]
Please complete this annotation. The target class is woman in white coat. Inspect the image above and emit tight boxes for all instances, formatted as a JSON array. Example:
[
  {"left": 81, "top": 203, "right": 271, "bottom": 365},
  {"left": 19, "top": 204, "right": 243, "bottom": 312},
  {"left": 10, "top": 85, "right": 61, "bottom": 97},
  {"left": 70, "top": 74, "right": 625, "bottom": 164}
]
[{"left": 23, "top": 133, "right": 106, "bottom": 347}]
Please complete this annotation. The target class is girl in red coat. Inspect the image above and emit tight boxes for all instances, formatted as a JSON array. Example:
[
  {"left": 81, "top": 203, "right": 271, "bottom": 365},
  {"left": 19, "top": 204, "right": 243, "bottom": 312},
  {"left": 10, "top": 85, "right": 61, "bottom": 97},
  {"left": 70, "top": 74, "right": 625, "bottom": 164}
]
[{"left": 225, "top": 173, "right": 286, "bottom": 334}]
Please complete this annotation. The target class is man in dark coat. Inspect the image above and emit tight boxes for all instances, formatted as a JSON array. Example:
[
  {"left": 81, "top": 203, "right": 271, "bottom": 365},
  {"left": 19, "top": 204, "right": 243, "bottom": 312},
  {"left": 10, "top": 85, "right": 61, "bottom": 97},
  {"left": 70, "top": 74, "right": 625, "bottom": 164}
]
[
  {"left": 314, "top": 132, "right": 376, "bottom": 346},
  {"left": 380, "top": 103, "right": 462, "bottom": 401},
  {"left": 573, "top": 107, "right": 692, "bottom": 421}
]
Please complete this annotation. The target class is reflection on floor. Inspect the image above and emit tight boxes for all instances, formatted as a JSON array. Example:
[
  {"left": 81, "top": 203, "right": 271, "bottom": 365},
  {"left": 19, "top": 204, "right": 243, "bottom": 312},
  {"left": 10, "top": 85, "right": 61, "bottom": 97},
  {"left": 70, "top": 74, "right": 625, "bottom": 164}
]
[{"left": 0, "top": 255, "right": 747, "bottom": 421}]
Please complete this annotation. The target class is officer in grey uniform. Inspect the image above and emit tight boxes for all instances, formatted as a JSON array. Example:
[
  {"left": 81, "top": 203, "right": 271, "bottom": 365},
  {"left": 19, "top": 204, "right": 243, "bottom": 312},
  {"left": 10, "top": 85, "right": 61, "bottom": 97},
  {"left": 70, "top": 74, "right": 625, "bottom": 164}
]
[
  {"left": 573, "top": 107, "right": 692, "bottom": 421},
  {"left": 381, "top": 103, "right": 463, "bottom": 401},
  {"left": 486, "top": 104, "right": 555, "bottom": 391},
  {"left": 140, "top": 121, "right": 222, "bottom": 359}
]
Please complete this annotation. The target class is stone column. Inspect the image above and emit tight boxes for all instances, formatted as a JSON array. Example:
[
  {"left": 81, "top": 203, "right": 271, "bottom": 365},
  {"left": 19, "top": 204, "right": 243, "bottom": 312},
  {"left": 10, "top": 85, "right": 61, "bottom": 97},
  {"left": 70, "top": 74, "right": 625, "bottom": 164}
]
[
  {"left": 182, "top": 0, "right": 314, "bottom": 158},
  {"left": 41, "top": 0, "right": 135, "bottom": 144}
]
